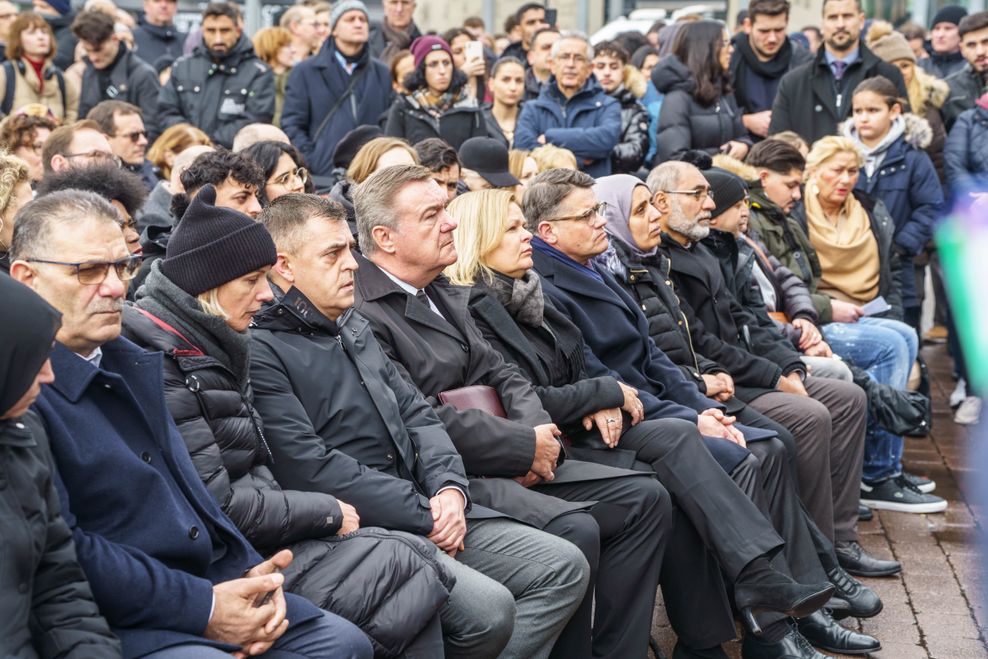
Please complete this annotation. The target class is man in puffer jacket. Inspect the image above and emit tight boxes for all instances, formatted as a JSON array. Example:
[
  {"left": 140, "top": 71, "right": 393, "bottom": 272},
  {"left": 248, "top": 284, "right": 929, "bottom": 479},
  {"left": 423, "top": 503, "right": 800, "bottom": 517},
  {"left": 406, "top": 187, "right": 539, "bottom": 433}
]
[
  {"left": 945, "top": 92, "right": 988, "bottom": 196},
  {"left": 157, "top": 2, "right": 274, "bottom": 148},
  {"left": 592, "top": 40, "right": 650, "bottom": 174}
]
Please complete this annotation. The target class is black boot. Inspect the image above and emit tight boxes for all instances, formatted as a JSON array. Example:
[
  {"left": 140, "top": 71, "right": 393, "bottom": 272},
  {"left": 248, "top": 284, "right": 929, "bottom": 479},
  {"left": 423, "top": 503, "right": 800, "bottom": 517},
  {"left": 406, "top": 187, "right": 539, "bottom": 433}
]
[
  {"left": 734, "top": 557, "right": 835, "bottom": 634},
  {"left": 826, "top": 565, "right": 883, "bottom": 618},
  {"left": 741, "top": 624, "right": 831, "bottom": 659},
  {"left": 835, "top": 540, "right": 901, "bottom": 577},
  {"left": 796, "top": 610, "right": 881, "bottom": 655}
]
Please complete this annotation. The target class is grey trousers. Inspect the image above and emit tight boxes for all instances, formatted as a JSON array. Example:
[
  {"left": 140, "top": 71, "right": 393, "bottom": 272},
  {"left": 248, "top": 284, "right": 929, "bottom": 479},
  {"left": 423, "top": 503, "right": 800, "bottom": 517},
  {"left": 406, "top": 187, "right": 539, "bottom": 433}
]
[
  {"left": 437, "top": 518, "right": 590, "bottom": 659},
  {"left": 747, "top": 376, "right": 867, "bottom": 543}
]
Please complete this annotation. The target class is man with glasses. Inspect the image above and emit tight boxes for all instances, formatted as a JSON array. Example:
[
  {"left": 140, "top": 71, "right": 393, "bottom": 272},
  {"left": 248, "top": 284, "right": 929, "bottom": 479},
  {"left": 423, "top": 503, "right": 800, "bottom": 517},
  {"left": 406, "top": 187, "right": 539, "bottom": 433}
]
[
  {"left": 368, "top": 0, "right": 421, "bottom": 62},
  {"left": 279, "top": 5, "right": 321, "bottom": 62},
  {"left": 8, "top": 189, "right": 373, "bottom": 659},
  {"left": 72, "top": 10, "right": 161, "bottom": 143},
  {"left": 515, "top": 31, "right": 621, "bottom": 177},
  {"left": 41, "top": 119, "right": 121, "bottom": 175},
  {"left": 87, "top": 100, "right": 158, "bottom": 192}
]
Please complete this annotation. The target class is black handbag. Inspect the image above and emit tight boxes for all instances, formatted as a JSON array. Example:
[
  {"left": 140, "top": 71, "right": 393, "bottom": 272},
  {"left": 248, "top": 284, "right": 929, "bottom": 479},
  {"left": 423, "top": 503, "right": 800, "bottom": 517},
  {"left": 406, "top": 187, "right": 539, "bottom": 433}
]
[{"left": 849, "top": 364, "right": 932, "bottom": 437}]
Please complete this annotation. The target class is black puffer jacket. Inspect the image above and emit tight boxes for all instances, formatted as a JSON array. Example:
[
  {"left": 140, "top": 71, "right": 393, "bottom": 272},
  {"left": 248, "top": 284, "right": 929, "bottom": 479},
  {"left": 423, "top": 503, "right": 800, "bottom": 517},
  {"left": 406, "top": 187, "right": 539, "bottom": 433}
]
[
  {"left": 385, "top": 92, "right": 487, "bottom": 151},
  {"left": 652, "top": 55, "right": 749, "bottom": 164},
  {"left": 609, "top": 66, "right": 650, "bottom": 174},
  {"left": 121, "top": 270, "right": 455, "bottom": 657}
]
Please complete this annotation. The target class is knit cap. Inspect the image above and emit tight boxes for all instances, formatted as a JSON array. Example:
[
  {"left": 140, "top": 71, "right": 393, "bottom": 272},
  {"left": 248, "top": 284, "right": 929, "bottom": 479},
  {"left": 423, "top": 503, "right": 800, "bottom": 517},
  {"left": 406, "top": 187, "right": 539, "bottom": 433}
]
[
  {"left": 866, "top": 21, "right": 915, "bottom": 64},
  {"left": 932, "top": 5, "right": 967, "bottom": 27},
  {"left": 703, "top": 168, "right": 748, "bottom": 219},
  {"left": 329, "top": 0, "right": 368, "bottom": 32},
  {"left": 410, "top": 35, "right": 453, "bottom": 69},
  {"left": 161, "top": 185, "right": 276, "bottom": 296}
]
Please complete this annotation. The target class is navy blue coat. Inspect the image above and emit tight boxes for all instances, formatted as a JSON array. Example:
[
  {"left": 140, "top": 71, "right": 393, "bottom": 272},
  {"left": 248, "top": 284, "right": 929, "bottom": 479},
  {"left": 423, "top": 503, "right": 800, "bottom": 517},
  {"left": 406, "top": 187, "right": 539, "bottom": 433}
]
[
  {"left": 281, "top": 40, "right": 393, "bottom": 177},
  {"left": 944, "top": 104, "right": 988, "bottom": 198},
  {"left": 33, "top": 339, "right": 321, "bottom": 658},
  {"left": 853, "top": 117, "right": 944, "bottom": 309},
  {"left": 515, "top": 76, "right": 622, "bottom": 178}
]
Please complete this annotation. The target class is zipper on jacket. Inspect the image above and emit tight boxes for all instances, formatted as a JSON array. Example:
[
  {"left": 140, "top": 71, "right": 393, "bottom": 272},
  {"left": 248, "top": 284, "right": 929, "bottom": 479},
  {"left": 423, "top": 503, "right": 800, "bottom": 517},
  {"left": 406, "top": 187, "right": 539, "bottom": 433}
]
[
  {"left": 679, "top": 311, "right": 703, "bottom": 375},
  {"left": 244, "top": 398, "right": 275, "bottom": 464}
]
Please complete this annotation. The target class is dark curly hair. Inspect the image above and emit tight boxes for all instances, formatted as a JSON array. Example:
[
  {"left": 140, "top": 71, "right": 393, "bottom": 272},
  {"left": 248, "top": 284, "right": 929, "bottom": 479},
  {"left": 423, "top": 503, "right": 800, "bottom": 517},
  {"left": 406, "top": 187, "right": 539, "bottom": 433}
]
[
  {"left": 35, "top": 161, "right": 147, "bottom": 218},
  {"left": 402, "top": 57, "right": 469, "bottom": 96},
  {"left": 0, "top": 114, "right": 58, "bottom": 151},
  {"left": 671, "top": 20, "right": 731, "bottom": 107},
  {"left": 241, "top": 140, "right": 313, "bottom": 205},
  {"left": 171, "top": 148, "right": 264, "bottom": 219}
]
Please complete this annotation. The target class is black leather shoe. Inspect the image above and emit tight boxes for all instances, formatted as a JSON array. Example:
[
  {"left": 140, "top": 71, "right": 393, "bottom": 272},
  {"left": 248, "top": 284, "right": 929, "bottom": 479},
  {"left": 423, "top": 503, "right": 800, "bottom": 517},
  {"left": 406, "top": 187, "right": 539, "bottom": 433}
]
[
  {"left": 797, "top": 610, "right": 881, "bottom": 655},
  {"left": 826, "top": 565, "right": 883, "bottom": 618},
  {"left": 858, "top": 504, "right": 873, "bottom": 521},
  {"left": 741, "top": 625, "right": 832, "bottom": 659},
  {"left": 835, "top": 540, "right": 902, "bottom": 577},
  {"left": 734, "top": 558, "right": 835, "bottom": 634}
]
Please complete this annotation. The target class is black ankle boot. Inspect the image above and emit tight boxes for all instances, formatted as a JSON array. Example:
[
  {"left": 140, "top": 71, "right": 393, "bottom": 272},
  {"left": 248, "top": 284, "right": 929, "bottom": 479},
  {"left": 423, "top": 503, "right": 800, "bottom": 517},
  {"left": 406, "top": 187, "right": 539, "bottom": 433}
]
[{"left": 734, "top": 557, "right": 835, "bottom": 635}]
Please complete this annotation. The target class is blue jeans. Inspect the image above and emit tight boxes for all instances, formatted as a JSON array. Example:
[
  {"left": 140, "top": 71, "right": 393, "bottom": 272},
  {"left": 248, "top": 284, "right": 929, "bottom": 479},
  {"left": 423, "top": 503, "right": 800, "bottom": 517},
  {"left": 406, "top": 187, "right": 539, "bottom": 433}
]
[
  {"left": 142, "top": 611, "right": 373, "bottom": 658},
  {"left": 822, "top": 317, "right": 919, "bottom": 482}
]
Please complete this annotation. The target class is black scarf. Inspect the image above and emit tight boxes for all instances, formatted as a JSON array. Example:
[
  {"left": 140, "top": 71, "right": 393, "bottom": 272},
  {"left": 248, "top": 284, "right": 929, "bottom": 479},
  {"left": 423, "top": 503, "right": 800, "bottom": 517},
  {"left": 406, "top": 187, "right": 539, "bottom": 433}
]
[
  {"left": 135, "top": 262, "right": 251, "bottom": 385},
  {"left": 488, "top": 269, "right": 545, "bottom": 328},
  {"left": 0, "top": 274, "right": 61, "bottom": 415},
  {"left": 734, "top": 32, "right": 793, "bottom": 79}
]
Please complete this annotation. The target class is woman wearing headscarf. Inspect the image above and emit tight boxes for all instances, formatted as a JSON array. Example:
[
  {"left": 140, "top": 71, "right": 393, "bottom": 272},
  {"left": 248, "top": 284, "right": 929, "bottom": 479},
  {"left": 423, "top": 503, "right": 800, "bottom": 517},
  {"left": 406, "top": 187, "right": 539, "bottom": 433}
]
[
  {"left": 0, "top": 274, "right": 121, "bottom": 657},
  {"left": 121, "top": 187, "right": 452, "bottom": 657},
  {"left": 445, "top": 188, "right": 847, "bottom": 659}
]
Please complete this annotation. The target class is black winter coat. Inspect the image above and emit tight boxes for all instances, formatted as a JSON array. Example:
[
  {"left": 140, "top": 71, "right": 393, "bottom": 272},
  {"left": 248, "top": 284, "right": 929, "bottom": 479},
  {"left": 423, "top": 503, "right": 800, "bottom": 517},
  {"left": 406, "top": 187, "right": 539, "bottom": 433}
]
[
  {"left": 132, "top": 16, "right": 186, "bottom": 67},
  {"left": 121, "top": 302, "right": 453, "bottom": 658},
  {"left": 43, "top": 12, "right": 77, "bottom": 72},
  {"left": 652, "top": 55, "right": 750, "bottom": 164},
  {"left": 0, "top": 415, "right": 120, "bottom": 658},
  {"left": 385, "top": 92, "right": 487, "bottom": 152},
  {"left": 157, "top": 36, "right": 274, "bottom": 148},
  {"left": 942, "top": 63, "right": 986, "bottom": 130},
  {"left": 769, "top": 45, "right": 909, "bottom": 144},
  {"left": 610, "top": 85, "right": 650, "bottom": 174},
  {"left": 78, "top": 46, "right": 160, "bottom": 136},
  {"left": 944, "top": 103, "right": 988, "bottom": 195}
]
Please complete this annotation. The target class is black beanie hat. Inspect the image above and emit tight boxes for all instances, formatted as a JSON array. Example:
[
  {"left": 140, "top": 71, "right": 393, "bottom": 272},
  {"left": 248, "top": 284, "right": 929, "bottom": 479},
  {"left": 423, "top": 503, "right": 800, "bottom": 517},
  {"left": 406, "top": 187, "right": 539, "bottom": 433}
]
[
  {"left": 161, "top": 185, "right": 277, "bottom": 296},
  {"left": 703, "top": 168, "right": 748, "bottom": 219},
  {"left": 932, "top": 5, "right": 967, "bottom": 27},
  {"left": 332, "top": 125, "right": 383, "bottom": 171}
]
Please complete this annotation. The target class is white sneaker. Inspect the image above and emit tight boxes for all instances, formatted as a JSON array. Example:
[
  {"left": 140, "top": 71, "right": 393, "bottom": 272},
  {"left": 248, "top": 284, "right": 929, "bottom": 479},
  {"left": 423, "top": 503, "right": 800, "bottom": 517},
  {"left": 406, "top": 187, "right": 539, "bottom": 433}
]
[
  {"left": 954, "top": 397, "right": 982, "bottom": 426},
  {"left": 950, "top": 378, "right": 968, "bottom": 408}
]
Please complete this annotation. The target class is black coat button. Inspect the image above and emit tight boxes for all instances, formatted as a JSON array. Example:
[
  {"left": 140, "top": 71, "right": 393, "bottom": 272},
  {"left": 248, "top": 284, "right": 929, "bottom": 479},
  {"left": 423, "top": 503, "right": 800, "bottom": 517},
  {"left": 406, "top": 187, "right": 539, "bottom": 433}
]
[
  {"left": 188, "top": 526, "right": 199, "bottom": 540},
  {"left": 141, "top": 452, "right": 152, "bottom": 463}
]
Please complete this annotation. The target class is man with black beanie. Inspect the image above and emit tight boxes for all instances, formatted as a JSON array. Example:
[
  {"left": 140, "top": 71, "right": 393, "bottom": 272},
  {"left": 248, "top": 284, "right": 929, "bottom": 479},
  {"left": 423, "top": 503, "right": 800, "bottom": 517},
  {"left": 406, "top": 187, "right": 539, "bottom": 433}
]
[{"left": 920, "top": 5, "right": 969, "bottom": 79}]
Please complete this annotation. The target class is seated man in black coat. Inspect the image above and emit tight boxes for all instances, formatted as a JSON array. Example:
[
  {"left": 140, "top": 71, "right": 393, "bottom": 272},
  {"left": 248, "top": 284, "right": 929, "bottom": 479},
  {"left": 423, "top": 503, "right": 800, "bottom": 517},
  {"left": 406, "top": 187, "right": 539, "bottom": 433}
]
[{"left": 249, "top": 193, "right": 590, "bottom": 659}]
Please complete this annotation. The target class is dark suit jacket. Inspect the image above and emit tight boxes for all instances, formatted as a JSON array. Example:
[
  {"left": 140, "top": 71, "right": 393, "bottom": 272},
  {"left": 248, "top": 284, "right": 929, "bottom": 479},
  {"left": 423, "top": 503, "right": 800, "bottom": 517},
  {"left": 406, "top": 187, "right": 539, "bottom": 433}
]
[
  {"left": 34, "top": 339, "right": 320, "bottom": 658},
  {"left": 353, "top": 255, "right": 634, "bottom": 528}
]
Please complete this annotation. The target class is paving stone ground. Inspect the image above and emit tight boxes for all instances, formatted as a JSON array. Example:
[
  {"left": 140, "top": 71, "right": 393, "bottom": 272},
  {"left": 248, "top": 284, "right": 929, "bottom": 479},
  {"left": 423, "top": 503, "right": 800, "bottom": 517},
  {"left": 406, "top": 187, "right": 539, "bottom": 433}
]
[{"left": 649, "top": 345, "right": 987, "bottom": 658}]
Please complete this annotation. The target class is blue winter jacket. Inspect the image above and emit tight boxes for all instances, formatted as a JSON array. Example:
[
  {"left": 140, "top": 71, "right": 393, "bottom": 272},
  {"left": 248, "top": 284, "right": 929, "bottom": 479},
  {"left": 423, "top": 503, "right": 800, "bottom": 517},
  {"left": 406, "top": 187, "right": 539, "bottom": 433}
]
[
  {"left": 944, "top": 104, "right": 988, "bottom": 198},
  {"left": 851, "top": 115, "right": 944, "bottom": 310},
  {"left": 281, "top": 39, "right": 394, "bottom": 177},
  {"left": 515, "top": 76, "right": 622, "bottom": 177}
]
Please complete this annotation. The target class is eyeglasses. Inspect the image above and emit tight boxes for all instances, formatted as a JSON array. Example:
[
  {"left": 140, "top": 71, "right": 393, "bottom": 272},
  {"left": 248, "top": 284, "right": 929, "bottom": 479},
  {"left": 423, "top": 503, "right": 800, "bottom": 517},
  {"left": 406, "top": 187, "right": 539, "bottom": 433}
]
[
  {"left": 115, "top": 130, "right": 147, "bottom": 143},
  {"left": 661, "top": 188, "right": 715, "bottom": 202},
  {"left": 556, "top": 52, "right": 589, "bottom": 64},
  {"left": 545, "top": 202, "right": 607, "bottom": 224},
  {"left": 65, "top": 151, "right": 122, "bottom": 168},
  {"left": 271, "top": 166, "right": 307, "bottom": 188},
  {"left": 24, "top": 255, "right": 143, "bottom": 284}
]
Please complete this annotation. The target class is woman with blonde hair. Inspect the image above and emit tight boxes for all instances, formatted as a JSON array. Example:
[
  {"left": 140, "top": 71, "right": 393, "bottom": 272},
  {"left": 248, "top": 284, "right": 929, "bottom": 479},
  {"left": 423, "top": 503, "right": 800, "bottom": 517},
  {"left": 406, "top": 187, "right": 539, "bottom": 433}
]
[
  {"left": 252, "top": 26, "right": 296, "bottom": 125},
  {"left": 146, "top": 123, "right": 212, "bottom": 181},
  {"left": 329, "top": 136, "right": 418, "bottom": 233},
  {"left": 530, "top": 144, "right": 577, "bottom": 172},
  {"left": 508, "top": 148, "right": 539, "bottom": 203},
  {"left": 0, "top": 152, "right": 32, "bottom": 274}
]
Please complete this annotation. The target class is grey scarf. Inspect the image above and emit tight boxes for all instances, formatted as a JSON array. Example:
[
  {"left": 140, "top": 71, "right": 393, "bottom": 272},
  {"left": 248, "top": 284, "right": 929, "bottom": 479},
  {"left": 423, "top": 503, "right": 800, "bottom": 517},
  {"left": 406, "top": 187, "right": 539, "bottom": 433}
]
[
  {"left": 135, "top": 262, "right": 251, "bottom": 385},
  {"left": 489, "top": 270, "right": 545, "bottom": 328}
]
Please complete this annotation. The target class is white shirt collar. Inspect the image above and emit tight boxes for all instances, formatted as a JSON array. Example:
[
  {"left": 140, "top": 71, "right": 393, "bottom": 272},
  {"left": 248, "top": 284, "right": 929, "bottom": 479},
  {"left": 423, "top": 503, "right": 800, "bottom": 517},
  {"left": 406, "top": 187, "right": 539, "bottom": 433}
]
[
  {"left": 77, "top": 346, "right": 103, "bottom": 368},
  {"left": 379, "top": 267, "right": 442, "bottom": 317}
]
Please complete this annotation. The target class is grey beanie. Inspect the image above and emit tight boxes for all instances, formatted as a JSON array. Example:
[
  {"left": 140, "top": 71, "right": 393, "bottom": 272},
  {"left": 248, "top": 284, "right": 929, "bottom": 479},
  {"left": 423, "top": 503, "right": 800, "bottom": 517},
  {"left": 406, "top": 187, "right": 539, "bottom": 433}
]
[{"left": 329, "top": 0, "right": 369, "bottom": 32}]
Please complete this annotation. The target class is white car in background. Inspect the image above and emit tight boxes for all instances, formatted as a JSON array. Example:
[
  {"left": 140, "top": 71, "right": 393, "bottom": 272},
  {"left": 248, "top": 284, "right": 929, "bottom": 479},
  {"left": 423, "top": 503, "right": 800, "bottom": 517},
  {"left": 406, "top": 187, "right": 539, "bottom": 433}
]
[{"left": 590, "top": 4, "right": 727, "bottom": 44}]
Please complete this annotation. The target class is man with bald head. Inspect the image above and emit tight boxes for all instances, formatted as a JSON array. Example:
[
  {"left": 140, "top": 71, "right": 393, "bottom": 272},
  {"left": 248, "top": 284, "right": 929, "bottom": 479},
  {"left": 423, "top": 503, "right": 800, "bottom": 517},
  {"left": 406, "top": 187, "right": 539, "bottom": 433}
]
[{"left": 232, "top": 123, "right": 290, "bottom": 152}]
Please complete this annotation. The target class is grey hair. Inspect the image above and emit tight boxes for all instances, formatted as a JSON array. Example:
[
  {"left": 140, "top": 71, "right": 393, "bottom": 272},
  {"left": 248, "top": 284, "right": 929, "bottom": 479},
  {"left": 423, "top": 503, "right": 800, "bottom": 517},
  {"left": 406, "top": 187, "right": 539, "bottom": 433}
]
[
  {"left": 550, "top": 30, "right": 594, "bottom": 60},
  {"left": 259, "top": 193, "right": 347, "bottom": 255},
  {"left": 353, "top": 165, "right": 435, "bottom": 255},
  {"left": 646, "top": 162, "right": 689, "bottom": 195},
  {"left": 521, "top": 168, "right": 595, "bottom": 232},
  {"left": 10, "top": 189, "right": 120, "bottom": 261}
]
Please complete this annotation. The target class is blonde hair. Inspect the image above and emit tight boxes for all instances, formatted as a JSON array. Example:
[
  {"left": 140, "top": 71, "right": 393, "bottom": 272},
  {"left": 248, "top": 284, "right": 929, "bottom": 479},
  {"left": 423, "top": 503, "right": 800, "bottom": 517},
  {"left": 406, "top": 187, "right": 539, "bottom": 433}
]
[
  {"left": 0, "top": 151, "right": 30, "bottom": 216},
  {"left": 347, "top": 137, "right": 419, "bottom": 184},
  {"left": 531, "top": 144, "right": 578, "bottom": 172},
  {"left": 147, "top": 123, "right": 212, "bottom": 181},
  {"left": 196, "top": 288, "right": 229, "bottom": 320},
  {"left": 444, "top": 189, "right": 517, "bottom": 286},
  {"left": 253, "top": 26, "right": 293, "bottom": 68},
  {"left": 508, "top": 149, "right": 530, "bottom": 180},
  {"left": 769, "top": 130, "right": 809, "bottom": 156},
  {"left": 804, "top": 136, "right": 864, "bottom": 181}
]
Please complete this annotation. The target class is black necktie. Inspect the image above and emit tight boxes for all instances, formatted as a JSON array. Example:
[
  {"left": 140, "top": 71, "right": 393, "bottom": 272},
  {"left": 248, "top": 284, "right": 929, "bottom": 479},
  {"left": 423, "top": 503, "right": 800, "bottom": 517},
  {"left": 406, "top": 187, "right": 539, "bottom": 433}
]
[{"left": 415, "top": 289, "right": 431, "bottom": 308}]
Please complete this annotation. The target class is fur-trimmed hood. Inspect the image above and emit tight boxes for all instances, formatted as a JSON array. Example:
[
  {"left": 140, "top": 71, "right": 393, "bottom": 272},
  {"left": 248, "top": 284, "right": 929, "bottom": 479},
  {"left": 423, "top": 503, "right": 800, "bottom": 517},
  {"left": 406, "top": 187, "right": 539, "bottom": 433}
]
[
  {"left": 912, "top": 66, "right": 949, "bottom": 112},
  {"left": 621, "top": 64, "right": 647, "bottom": 100},
  {"left": 711, "top": 154, "right": 759, "bottom": 182},
  {"left": 838, "top": 112, "right": 933, "bottom": 150}
]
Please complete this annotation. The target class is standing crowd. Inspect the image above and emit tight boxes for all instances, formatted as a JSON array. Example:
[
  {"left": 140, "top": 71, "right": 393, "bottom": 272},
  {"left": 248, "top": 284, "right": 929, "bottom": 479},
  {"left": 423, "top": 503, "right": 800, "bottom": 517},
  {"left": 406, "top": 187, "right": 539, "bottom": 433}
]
[{"left": 1, "top": 0, "right": 984, "bottom": 658}]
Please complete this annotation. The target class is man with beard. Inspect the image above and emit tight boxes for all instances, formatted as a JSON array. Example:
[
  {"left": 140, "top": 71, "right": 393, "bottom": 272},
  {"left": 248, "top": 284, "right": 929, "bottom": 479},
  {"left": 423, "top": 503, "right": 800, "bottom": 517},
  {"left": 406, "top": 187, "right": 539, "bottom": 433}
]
[
  {"left": 157, "top": 2, "right": 274, "bottom": 148},
  {"left": 942, "top": 12, "right": 988, "bottom": 129},
  {"left": 730, "top": 0, "right": 813, "bottom": 139},
  {"left": 769, "top": 0, "right": 907, "bottom": 144}
]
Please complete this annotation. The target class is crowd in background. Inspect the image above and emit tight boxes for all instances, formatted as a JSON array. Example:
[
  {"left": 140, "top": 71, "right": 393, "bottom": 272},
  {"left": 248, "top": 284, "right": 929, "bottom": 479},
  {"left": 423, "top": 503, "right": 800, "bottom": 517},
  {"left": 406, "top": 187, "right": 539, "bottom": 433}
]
[{"left": 2, "top": 0, "right": 987, "bottom": 658}]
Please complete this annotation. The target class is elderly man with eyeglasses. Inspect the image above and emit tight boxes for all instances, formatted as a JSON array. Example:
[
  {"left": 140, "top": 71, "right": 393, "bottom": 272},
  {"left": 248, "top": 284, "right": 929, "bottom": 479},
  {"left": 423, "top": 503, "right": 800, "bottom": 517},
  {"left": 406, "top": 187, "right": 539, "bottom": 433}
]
[
  {"left": 515, "top": 31, "right": 622, "bottom": 178},
  {"left": 368, "top": 0, "right": 422, "bottom": 62}
]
